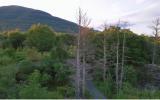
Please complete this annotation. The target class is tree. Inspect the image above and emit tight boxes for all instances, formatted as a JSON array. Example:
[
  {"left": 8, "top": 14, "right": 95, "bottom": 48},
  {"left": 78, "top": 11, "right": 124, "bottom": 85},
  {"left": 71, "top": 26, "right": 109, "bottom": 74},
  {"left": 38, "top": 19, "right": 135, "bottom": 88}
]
[
  {"left": 8, "top": 31, "right": 25, "bottom": 49},
  {"left": 101, "top": 23, "right": 109, "bottom": 82},
  {"left": 19, "top": 70, "right": 63, "bottom": 99},
  {"left": 115, "top": 25, "right": 120, "bottom": 93},
  {"left": 119, "top": 22, "right": 129, "bottom": 89},
  {"left": 81, "top": 15, "right": 91, "bottom": 98},
  {"left": 149, "top": 18, "right": 160, "bottom": 64},
  {"left": 26, "top": 24, "right": 55, "bottom": 52},
  {"left": 76, "top": 8, "right": 91, "bottom": 98},
  {"left": 0, "top": 65, "right": 18, "bottom": 98},
  {"left": 51, "top": 46, "right": 69, "bottom": 61},
  {"left": 76, "top": 8, "right": 81, "bottom": 98}
]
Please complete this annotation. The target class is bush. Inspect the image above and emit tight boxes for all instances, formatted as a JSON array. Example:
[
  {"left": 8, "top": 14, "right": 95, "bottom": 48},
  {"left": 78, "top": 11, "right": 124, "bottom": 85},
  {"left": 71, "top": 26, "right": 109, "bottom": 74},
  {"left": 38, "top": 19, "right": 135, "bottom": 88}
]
[
  {"left": 94, "top": 73, "right": 114, "bottom": 98},
  {"left": 0, "top": 56, "right": 14, "bottom": 66},
  {"left": 14, "top": 50, "right": 26, "bottom": 61},
  {"left": 0, "top": 65, "right": 18, "bottom": 99},
  {"left": 2, "top": 48, "right": 15, "bottom": 57},
  {"left": 56, "top": 86, "right": 75, "bottom": 98},
  {"left": 124, "top": 65, "right": 138, "bottom": 86},
  {"left": 53, "top": 62, "right": 72, "bottom": 84},
  {"left": 19, "top": 70, "right": 64, "bottom": 99},
  {"left": 116, "top": 82, "right": 160, "bottom": 99},
  {"left": 17, "top": 60, "right": 34, "bottom": 74},
  {"left": 19, "top": 70, "right": 48, "bottom": 99},
  {"left": 25, "top": 48, "right": 42, "bottom": 62}
]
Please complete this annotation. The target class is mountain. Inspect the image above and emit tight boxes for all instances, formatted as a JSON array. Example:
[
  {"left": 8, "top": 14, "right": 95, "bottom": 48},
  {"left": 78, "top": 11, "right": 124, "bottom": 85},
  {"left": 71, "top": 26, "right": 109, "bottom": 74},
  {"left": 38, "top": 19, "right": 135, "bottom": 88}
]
[{"left": 0, "top": 5, "right": 78, "bottom": 33}]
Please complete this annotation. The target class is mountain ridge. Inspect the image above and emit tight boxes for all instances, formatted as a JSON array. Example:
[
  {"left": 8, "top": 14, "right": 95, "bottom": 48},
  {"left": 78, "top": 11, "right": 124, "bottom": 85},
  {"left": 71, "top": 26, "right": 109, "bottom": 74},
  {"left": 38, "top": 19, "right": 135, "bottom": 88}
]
[{"left": 0, "top": 5, "right": 78, "bottom": 33}]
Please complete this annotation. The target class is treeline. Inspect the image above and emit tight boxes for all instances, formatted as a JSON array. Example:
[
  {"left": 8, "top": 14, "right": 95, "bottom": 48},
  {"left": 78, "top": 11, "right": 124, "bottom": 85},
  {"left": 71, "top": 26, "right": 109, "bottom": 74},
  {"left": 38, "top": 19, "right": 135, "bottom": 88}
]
[{"left": 0, "top": 23, "right": 160, "bottom": 98}]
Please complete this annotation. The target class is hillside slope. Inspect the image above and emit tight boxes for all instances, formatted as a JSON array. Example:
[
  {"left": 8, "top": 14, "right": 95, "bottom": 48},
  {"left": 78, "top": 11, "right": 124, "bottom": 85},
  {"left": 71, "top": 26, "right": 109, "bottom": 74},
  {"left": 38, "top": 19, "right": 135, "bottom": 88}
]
[{"left": 0, "top": 5, "right": 78, "bottom": 33}]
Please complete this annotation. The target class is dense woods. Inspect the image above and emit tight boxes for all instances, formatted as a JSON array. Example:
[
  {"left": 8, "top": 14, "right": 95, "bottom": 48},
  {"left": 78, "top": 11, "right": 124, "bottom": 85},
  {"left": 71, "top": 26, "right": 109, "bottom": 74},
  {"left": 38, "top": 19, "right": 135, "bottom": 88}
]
[{"left": 0, "top": 20, "right": 160, "bottom": 99}]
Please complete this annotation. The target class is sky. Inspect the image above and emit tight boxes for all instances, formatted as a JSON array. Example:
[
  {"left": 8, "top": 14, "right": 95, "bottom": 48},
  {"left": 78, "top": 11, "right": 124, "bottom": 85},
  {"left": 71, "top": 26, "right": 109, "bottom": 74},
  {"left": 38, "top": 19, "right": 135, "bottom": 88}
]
[{"left": 0, "top": 0, "right": 160, "bottom": 35}]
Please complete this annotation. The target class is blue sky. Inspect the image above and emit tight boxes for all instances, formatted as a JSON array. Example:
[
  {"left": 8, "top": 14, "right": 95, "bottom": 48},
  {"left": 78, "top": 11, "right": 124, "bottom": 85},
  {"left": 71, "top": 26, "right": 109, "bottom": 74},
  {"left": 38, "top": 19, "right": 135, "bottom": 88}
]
[{"left": 0, "top": 0, "right": 160, "bottom": 35}]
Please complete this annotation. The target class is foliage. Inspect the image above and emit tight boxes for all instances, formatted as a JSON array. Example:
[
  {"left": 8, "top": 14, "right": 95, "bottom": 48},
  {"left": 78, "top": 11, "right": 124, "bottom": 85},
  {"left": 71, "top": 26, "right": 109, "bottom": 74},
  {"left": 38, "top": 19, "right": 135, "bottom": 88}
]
[
  {"left": 51, "top": 46, "right": 69, "bottom": 61},
  {"left": 19, "top": 70, "right": 63, "bottom": 99},
  {"left": 52, "top": 62, "right": 72, "bottom": 84},
  {"left": 0, "top": 64, "right": 18, "bottom": 98},
  {"left": 94, "top": 73, "right": 115, "bottom": 98},
  {"left": 8, "top": 31, "right": 26, "bottom": 49},
  {"left": 124, "top": 65, "right": 138, "bottom": 86},
  {"left": 116, "top": 82, "right": 160, "bottom": 99},
  {"left": 26, "top": 24, "right": 55, "bottom": 52},
  {"left": 1, "top": 24, "right": 160, "bottom": 99}
]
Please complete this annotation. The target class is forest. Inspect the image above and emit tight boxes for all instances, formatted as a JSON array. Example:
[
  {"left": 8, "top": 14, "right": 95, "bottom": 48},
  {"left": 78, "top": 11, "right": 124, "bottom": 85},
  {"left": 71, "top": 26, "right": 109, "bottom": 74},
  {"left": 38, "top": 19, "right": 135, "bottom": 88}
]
[{"left": 0, "top": 9, "right": 160, "bottom": 99}]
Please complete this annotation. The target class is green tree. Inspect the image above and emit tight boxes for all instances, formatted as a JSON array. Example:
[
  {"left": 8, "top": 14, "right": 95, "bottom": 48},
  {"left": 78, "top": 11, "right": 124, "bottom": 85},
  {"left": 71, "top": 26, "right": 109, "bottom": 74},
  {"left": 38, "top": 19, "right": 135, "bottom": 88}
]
[
  {"left": 26, "top": 24, "right": 55, "bottom": 52},
  {"left": 19, "top": 70, "right": 63, "bottom": 99},
  {"left": 51, "top": 46, "right": 68, "bottom": 61},
  {"left": 8, "top": 31, "right": 26, "bottom": 49},
  {"left": 19, "top": 70, "right": 47, "bottom": 98},
  {"left": 0, "top": 64, "right": 18, "bottom": 99}
]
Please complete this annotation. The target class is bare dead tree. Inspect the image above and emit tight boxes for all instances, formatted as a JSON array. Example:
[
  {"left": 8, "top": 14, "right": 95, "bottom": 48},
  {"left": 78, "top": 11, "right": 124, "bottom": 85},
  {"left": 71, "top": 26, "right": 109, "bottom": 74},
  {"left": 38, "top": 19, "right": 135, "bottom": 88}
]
[
  {"left": 76, "top": 8, "right": 82, "bottom": 98},
  {"left": 116, "top": 28, "right": 120, "bottom": 93},
  {"left": 119, "top": 22, "right": 129, "bottom": 89},
  {"left": 101, "top": 23, "right": 109, "bottom": 82},
  {"left": 76, "top": 8, "right": 91, "bottom": 98},
  {"left": 149, "top": 18, "right": 160, "bottom": 65},
  {"left": 81, "top": 11, "right": 91, "bottom": 98}
]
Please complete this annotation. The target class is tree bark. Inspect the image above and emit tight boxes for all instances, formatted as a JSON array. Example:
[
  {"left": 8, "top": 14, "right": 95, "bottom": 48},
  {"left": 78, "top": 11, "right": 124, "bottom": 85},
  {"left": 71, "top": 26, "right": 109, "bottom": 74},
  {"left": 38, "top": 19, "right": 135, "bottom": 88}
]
[
  {"left": 116, "top": 30, "right": 119, "bottom": 93},
  {"left": 103, "top": 31, "right": 107, "bottom": 81},
  {"left": 76, "top": 8, "right": 82, "bottom": 98},
  {"left": 82, "top": 42, "right": 86, "bottom": 98},
  {"left": 150, "top": 18, "right": 160, "bottom": 65},
  {"left": 152, "top": 41, "right": 156, "bottom": 64},
  {"left": 120, "top": 31, "right": 126, "bottom": 89}
]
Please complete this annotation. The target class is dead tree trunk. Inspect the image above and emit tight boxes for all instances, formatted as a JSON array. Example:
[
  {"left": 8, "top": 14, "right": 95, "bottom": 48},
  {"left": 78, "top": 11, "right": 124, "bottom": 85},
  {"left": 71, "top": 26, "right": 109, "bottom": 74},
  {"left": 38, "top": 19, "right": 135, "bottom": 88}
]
[
  {"left": 102, "top": 24, "right": 108, "bottom": 82},
  {"left": 103, "top": 31, "right": 107, "bottom": 81},
  {"left": 81, "top": 21, "right": 91, "bottom": 98},
  {"left": 76, "top": 8, "right": 91, "bottom": 98},
  {"left": 82, "top": 39, "right": 86, "bottom": 98},
  {"left": 116, "top": 28, "right": 120, "bottom": 93},
  {"left": 152, "top": 41, "right": 156, "bottom": 64},
  {"left": 76, "top": 8, "right": 82, "bottom": 98},
  {"left": 120, "top": 31, "right": 126, "bottom": 89},
  {"left": 150, "top": 18, "right": 160, "bottom": 65}
]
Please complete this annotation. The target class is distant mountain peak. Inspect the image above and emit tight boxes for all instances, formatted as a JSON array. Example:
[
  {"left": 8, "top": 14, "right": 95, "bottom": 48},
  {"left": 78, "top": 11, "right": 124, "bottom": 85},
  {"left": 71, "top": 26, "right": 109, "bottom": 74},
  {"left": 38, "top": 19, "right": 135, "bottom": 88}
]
[{"left": 0, "top": 5, "right": 78, "bottom": 33}]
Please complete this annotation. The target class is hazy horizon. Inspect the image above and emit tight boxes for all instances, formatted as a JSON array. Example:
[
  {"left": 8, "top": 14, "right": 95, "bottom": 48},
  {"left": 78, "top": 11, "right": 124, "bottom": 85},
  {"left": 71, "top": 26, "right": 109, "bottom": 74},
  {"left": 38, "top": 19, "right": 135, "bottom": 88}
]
[{"left": 0, "top": 0, "right": 160, "bottom": 35}]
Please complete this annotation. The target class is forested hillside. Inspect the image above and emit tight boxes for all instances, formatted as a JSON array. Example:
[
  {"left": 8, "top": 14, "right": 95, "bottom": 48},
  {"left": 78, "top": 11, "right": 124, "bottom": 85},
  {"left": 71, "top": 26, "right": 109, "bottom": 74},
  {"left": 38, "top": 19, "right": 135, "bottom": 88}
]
[{"left": 0, "top": 5, "right": 78, "bottom": 33}]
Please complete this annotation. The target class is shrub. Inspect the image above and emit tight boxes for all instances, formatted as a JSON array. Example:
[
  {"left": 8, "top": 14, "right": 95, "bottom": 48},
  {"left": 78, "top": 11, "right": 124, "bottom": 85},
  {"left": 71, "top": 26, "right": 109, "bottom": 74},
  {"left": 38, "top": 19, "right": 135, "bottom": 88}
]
[
  {"left": 94, "top": 73, "right": 114, "bottom": 98},
  {"left": 0, "top": 56, "right": 14, "bottom": 66},
  {"left": 116, "top": 82, "right": 160, "bottom": 99},
  {"left": 0, "top": 65, "right": 18, "bottom": 99},
  {"left": 53, "top": 62, "right": 71, "bottom": 84},
  {"left": 25, "top": 48, "right": 42, "bottom": 62},
  {"left": 14, "top": 50, "right": 26, "bottom": 61},
  {"left": 56, "top": 86, "right": 75, "bottom": 98},
  {"left": 19, "top": 70, "right": 64, "bottom": 99},
  {"left": 124, "top": 65, "right": 138, "bottom": 86}
]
